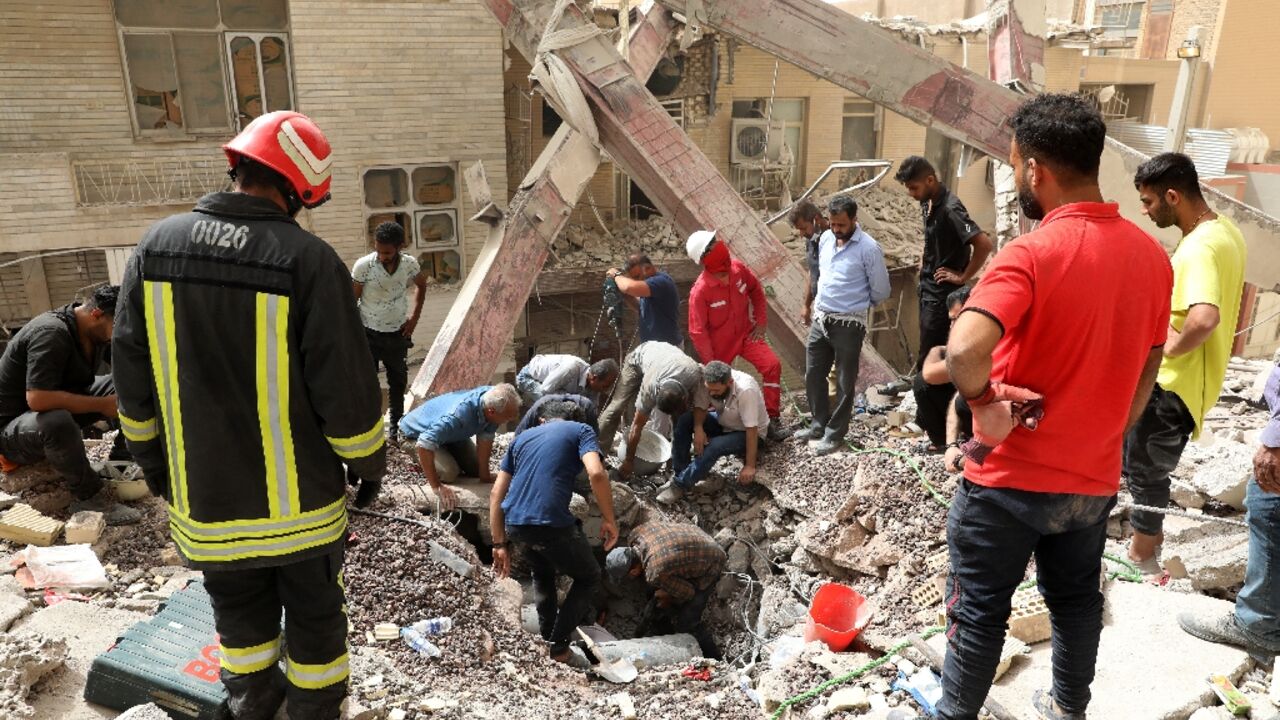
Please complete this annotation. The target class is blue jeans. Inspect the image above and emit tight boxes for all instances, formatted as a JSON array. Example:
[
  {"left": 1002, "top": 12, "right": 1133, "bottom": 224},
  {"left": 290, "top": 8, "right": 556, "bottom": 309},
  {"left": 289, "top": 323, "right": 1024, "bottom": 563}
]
[
  {"left": 672, "top": 412, "right": 746, "bottom": 489},
  {"left": 939, "top": 480, "right": 1113, "bottom": 719},
  {"left": 1237, "top": 477, "right": 1280, "bottom": 649}
]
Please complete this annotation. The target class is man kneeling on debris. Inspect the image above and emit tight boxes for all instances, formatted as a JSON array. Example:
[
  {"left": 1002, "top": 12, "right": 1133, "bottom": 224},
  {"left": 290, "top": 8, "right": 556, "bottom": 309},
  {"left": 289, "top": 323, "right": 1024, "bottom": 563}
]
[
  {"left": 515, "top": 354, "right": 617, "bottom": 407},
  {"left": 599, "top": 341, "right": 710, "bottom": 480},
  {"left": 399, "top": 384, "right": 521, "bottom": 511},
  {"left": 658, "top": 360, "right": 767, "bottom": 503},
  {"left": 0, "top": 284, "right": 140, "bottom": 525},
  {"left": 606, "top": 521, "right": 726, "bottom": 660},
  {"left": 490, "top": 400, "right": 619, "bottom": 663}
]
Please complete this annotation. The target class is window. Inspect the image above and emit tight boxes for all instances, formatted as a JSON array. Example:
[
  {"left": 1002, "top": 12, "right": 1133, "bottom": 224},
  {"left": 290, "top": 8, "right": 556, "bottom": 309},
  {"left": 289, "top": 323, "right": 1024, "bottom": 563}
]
[
  {"left": 362, "top": 164, "right": 464, "bottom": 285},
  {"left": 731, "top": 98, "right": 805, "bottom": 189},
  {"left": 1099, "top": 1, "right": 1144, "bottom": 41},
  {"left": 841, "top": 98, "right": 880, "bottom": 160},
  {"left": 114, "top": 0, "right": 291, "bottom": 136}
]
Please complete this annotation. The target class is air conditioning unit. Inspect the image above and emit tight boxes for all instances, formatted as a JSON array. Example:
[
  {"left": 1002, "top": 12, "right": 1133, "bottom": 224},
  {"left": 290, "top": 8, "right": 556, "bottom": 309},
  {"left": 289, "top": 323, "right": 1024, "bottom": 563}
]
[{"left": 731, "top": 119, "right": 785, "bottom": 165}]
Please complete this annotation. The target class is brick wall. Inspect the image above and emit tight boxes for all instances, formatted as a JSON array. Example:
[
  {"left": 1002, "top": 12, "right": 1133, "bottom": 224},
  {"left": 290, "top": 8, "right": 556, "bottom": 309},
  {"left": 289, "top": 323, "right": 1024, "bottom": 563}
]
[
  {"left": 1203, "top": 0, "right": 1280, "bottom": 145},
  {"left": 0, "top": 0, "right": 507, "bottom": 347}
]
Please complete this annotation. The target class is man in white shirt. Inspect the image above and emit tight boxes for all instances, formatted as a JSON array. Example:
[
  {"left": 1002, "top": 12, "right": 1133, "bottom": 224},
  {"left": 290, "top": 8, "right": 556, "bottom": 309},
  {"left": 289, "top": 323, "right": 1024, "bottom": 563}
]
[
  {"left": 515, "top": 354, "right": 618, "bottom": 407},
  {"left": 352, "top": 221, "right": 427, "bottom": 440},
  {"left": 659, "top": 360, "right": 767, "bottom": 502}
]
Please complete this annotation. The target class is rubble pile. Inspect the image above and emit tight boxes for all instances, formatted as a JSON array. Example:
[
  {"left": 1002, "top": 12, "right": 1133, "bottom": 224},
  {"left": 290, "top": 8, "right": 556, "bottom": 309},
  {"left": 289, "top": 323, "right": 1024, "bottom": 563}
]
[{"left": 0, "top": 632, "right": 67, "bottom": 719}]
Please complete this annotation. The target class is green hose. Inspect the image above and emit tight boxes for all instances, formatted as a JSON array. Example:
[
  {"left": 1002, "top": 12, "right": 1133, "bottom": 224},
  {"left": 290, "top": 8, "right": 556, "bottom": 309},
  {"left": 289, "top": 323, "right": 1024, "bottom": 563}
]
[{"left": 768, "top": 626, "right": 945, "bottom": 720}]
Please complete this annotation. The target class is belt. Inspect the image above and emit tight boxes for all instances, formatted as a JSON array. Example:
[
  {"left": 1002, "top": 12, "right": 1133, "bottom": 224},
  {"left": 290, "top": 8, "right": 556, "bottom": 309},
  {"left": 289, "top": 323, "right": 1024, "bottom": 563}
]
[{"left": 814, "top": 309, "right": 867, "bottom": 328}]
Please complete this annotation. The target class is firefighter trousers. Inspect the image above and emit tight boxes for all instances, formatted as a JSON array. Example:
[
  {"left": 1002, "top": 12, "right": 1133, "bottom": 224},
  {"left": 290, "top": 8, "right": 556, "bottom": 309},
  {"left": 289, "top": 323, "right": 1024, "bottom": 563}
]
[{"left": 204, "top": 546, "right": 348, "bottom": 720}]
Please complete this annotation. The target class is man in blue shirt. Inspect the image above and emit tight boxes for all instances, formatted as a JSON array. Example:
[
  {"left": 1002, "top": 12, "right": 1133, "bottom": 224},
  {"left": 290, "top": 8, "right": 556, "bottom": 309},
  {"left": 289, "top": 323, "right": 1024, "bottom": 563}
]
[
  {"left": 489, "top": 400, "right": 619, "bottom": 662},
  {"left": 803, "top": 194, "right": 891, "bottom": 456},
  {"left": 607, "top": 254, "right": 681, "bottom": 347},
  {"left": 398, "top": 383, "right": 521, "bottom": 510}
]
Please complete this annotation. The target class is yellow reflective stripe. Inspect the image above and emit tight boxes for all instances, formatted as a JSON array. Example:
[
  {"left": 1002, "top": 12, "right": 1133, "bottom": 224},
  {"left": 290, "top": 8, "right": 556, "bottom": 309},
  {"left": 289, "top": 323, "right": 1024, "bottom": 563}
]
[
  {"left": 168, "top": 497, "right": 345, "bottom": 538},
  {"left": 118, "top": 412, "right": 158, "bottom": 442},
  {"left": 171, "top": 512, "right": 347, "bottom": 562},
  {"left": 286, "top": 652, "right": 350, "bottom": 690},
  {"left": 325, "top": 419, "right": 384, "bottom": 460},
  {"left": 256, "top": 293, "right": 299, "bottom": 518},
  {"left": 220, "top": 636, "right": 282, "bottom": 675},
  {"left": 144, "top": 281, "right": 188, "bottom": 513}
]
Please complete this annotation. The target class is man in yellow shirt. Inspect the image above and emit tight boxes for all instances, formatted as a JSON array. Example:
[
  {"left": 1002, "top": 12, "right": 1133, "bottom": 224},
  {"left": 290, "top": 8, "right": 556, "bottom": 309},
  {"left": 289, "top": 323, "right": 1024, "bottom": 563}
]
[{"left": 1125, "top": 152, "right": 1247, "bottom": 571}]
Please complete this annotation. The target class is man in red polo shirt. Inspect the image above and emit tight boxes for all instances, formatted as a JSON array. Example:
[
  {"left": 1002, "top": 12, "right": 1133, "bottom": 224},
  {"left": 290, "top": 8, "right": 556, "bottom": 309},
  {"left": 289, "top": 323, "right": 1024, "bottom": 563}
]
[{"left": 940, "top": 94, "right": 1172, "bottom": 720}]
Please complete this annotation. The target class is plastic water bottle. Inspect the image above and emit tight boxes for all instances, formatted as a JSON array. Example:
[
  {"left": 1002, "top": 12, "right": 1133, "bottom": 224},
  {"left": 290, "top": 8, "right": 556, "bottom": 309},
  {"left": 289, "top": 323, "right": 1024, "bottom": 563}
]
[
  {"left": 854, "top": 393, "right": 868, "bottom": 415},
  {"left": 409, "top": 616, "right": 453, "bottom": 637},
  {"left": 400, "top": 627, "right": 441, "bottom": 658}
]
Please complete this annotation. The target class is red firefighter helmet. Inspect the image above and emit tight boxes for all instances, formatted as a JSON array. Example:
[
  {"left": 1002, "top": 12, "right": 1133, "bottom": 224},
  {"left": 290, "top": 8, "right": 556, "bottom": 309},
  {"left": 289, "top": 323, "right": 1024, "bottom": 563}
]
[{"left": 223, "top": 111, "right": 333, "bottom": 209}]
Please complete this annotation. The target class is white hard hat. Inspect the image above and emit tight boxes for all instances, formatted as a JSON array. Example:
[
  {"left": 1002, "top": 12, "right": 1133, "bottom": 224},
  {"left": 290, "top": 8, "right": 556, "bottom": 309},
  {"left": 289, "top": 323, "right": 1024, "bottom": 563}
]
[{"left": 685, "top": 230, "right": 718, "bottom": 264}]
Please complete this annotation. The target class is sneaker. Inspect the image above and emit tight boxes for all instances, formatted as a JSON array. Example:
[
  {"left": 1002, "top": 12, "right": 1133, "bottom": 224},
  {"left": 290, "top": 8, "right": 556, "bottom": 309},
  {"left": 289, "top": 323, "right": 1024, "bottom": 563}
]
[
  {"left": 811, "top": 438, "right": 842, "bottom": 456},
  {"left": 765, "top": 422, "right": 794, "bottom": 442},
  {"left": 69, "top": 491, "right": 142, "bottom": 526},
  {"left": 656, "top": 481, "right": 685, "bottom": 504},
  {"left": 1032, "top": 688, "right": 1085, "bottom": 720},
  {"left": 1178, "top": 610, "right": 1280, "bottom": 661}
]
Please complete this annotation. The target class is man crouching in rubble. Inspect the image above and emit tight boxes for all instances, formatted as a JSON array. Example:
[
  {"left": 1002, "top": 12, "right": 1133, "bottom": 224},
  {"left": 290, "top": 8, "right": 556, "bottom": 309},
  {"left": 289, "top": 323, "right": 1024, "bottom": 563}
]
[
  {"left": 490, "top": 400, "right": 618, "bottom": 663},
  {"left": 941, "top": 93, "right": 1171, "bottom": 720},
  {"left": 398, "top": 383, "right": 521, "bottom": 511},
  {"left": 0, "top": 284, "right": 140, "bottom": 525},
  {"left": 657, "top": 360, "right": 768, "bottom": 503},
  {"left": 606, "top": 521, "right": 726, "bottom": 660}
]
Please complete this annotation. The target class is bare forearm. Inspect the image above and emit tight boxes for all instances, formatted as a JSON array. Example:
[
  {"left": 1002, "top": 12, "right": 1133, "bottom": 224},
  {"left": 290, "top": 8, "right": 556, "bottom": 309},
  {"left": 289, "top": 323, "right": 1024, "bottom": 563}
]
[
  {"left": 960, "top": 233, "right": 993, "bottom": 283},
  {"left": 945, "top": 403, "right": 961, "bottom": 443},
  {"left": 489, "top": 473, "right": 511, "bottom": 543},
  {"left": 744, "top": 427, "right": 758, "bottom": 468},
  {"left": 26, "top": 390, "right": 112, "bottom": 416},
  {"left": 1164, "top": 310, "right": 1219, "bottom": 358},
  {"left": 589, "top": 472, "right": 617, "bottom": 526},
  {"left": 416, "top": 447, "right": 440, "bottom": 486},
  {"left": 945, "top": 348, "right": 991, "bottom": 400},
  {"left": 477, "top": 439, "right": 494, "bottom": 479},
  {"left": 409, "top": 285, "right": 426, "bottom": 321},
  {"left": 1126, "top": 348, "right": 1164, "bottom": 434}
]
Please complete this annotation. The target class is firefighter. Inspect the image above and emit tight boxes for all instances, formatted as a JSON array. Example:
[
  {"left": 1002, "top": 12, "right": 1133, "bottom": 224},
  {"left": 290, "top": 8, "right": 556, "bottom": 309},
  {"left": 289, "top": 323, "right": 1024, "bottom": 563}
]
[
  {"left": 685, "top": 230, "right": 790, "bottom": 441},
  {"left": 112, "top": 111, "right": 386, "bottom": 720}
]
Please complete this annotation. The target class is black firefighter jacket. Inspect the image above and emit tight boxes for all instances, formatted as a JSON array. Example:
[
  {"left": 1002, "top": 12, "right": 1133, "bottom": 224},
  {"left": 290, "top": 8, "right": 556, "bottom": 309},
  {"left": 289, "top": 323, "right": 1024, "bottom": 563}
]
[{"left": 112, "top": 192, "right": 386, "bottom": 570}]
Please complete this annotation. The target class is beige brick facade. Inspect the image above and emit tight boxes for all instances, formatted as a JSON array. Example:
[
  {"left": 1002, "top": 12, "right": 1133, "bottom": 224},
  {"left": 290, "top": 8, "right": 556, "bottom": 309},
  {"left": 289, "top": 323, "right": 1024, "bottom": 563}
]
[{"left": 0, "top": 0, "right": 507, "bottom": 348}]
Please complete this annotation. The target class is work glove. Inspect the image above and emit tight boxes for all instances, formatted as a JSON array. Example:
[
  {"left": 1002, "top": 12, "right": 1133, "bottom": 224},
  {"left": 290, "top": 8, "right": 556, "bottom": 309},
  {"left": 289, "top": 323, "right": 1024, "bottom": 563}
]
[{"left": 959, "top": 382, "right": 1044, "bottom": 467}]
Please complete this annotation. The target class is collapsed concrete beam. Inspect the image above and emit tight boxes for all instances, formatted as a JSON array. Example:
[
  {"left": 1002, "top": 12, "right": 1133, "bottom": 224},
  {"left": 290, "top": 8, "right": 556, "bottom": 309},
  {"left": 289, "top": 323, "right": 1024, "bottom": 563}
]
[
  {"left": 410, "top": 5, "right": 678, "bottom": 400},
  {"left": 663, "top": 0, "right": 1280, "bottom": 288},
  {"left": 484, "top": 0, "right": 897, "bottom": 385}
]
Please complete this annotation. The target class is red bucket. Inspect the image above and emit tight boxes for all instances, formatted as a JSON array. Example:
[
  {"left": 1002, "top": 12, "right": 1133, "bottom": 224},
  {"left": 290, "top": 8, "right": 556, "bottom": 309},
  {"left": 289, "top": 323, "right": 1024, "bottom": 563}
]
[{"left": 803, "top": 583, "right": 874, "bottom": 652}]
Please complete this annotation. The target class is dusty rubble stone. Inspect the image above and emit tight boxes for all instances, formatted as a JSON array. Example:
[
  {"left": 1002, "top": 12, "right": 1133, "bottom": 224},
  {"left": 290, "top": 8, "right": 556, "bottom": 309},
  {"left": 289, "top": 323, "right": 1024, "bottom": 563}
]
[
  {"left": 726, "top": 541, "right": 750, "bottom": 574},
  {"left": 0, "top": 576, "right": 32, "bottom": 632},
  {"left": 1183, "top": 441, "right": 1252, "bottom": 510},
  {"left": 115, "top": 702, "right": 174, "bottom": 719},
  {"left": 0, "top": 632, "right": 68, "bottom": 719}
]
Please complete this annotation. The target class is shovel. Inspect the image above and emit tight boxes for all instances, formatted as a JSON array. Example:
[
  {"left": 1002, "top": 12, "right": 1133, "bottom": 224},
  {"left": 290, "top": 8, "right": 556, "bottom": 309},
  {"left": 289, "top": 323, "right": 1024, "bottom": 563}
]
[{"left": 577, "top": 627, "right": 638, "bottom": 684}]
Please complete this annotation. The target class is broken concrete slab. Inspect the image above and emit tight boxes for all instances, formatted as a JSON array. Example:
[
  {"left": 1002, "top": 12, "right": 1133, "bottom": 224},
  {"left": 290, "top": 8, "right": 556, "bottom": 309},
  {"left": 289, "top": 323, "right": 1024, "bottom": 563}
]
[
  {"left": 1183, "top": 441, "right": 1252, "bottom": 510},
  {"left": 0, "top": 576, "right": 32, "bottom": 632},
  {"left": 13, "top": 601, "right": 150, "bottom": 720},
  {"left": 1171, "top": 532, "right": 1250, "bottom": 592},
  {"left": 114, "top": 703, "right": 172, "bottom": 720},
  {"left": 0, "top": 631, "right": 69, "bottom": 719},
  {"left": 63, "top": 512, "right": 105, "bottom": 546},
  {"left": 594, "top": 633, "right": 702, "bottom": 669},
  {"left": 930, "top": 582, "right": 1252, "bottom": 719}
]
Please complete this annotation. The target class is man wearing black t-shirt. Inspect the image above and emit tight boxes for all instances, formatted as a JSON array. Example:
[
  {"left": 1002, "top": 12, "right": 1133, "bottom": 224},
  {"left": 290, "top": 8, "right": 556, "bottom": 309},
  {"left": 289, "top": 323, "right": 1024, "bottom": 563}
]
[
  {"left": 0, "top": 286, "right": 139, "bottom": 524},
  {"left": 895, "top": 156, "right": 993, "bottom": 372}
]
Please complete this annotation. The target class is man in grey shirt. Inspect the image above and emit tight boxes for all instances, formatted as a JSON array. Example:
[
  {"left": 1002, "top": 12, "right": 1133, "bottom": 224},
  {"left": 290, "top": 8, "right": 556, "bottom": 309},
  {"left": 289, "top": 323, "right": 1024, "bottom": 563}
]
[
  {"left": 599, "top": 341, "right": 708, "bottom": 479},
  {"left": 515, "top": 355, "right": 617, "bottom": 406}
]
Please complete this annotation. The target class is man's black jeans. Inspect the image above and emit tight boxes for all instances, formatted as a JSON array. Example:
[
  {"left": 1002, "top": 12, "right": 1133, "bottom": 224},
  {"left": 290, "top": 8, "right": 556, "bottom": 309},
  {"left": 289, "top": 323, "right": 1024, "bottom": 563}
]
[
  {"left": 636, "top": 586, "right": 721, "bottom": 660},
  {"left": 939, "top": 480, "right": 1114, "bottom": 719},
  {"left": 363, "top": 329, "right": 410, "bottom": 428},
  {"left": 0, "top": 375, "right": 121, "bottom": 499},
  {"left": 913, "top": 373, "right": 955, "bottom": 447},
  {"left": 1122, "top": 384, "right": 1195, "bottom": 536},
  {"left": 507, "top": 522, "right": 600, "bottom": 653}
]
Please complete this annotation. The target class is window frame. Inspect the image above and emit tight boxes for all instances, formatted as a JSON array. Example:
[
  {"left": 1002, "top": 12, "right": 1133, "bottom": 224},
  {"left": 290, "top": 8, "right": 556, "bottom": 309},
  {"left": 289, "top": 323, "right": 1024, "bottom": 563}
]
[
  {"left": 361, "top": 163, "right": 468, "bottom": 284},
  {"left": 224, "top": 31, "right": 294, "bottom": 131},
  {"left": 840, "top": 97, "right": 882, "bottom": 160},
  {"left": 111, "top": 0, "right": 294, "bottom": 140}
]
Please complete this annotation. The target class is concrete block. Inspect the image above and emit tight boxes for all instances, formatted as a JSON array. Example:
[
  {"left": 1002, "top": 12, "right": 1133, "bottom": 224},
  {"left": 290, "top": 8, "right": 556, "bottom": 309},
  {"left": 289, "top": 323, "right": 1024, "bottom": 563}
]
[
  {"left": 0, "top": 504, "right": 64, "bottom": 546},
  {"left": 826, "top": 685, "right": 870, "bottom": 712},
  {"left": 63, "top": 511, "right": 105, "bottom": 545},
  {"left": 610, "top": 692, "right": 637, "bottom": 719},
  {"left": 1008, "top": 589, "right": 1051, "bottom": 645},
  {"left": 911, "top": 574, "right": 944, "bottom": 609},
  {"left": 925, "top": 548, "right": 949, "bottom": 575}
]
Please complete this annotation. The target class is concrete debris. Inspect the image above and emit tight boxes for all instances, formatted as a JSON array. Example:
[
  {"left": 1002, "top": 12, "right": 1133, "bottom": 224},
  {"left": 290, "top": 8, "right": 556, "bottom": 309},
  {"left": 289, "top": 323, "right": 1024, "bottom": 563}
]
[
  {"left": 594, "top": 634, "right": 702, "bottom": 670},
  {"left": 0, "top": 577, "right": 32, "bottom": 632},
  {"left": 0, "top": 463, "right": 61, "bottom": 494},
  {"left": 1008, "top": 587, "right": 1051, "bottom": 644},
  {"left": 0, "top": 632, "right": 68, "bottom": 719},
  {"left": 0, "top": 505, "right": 63, "bottom": 547},
  {"left": 63, "top": 511, "right": 105, "bottom": 545},
  {"left": 610, "top": 691, "right": 637, "bottom": 719},
  {"left": 991, "top": 635, "right": 1029, "bottom": 682},
  {"left": 0, "top": 492, "right": 17, "bottom": 511},
  {"left": 115, "top": 703, "right": 173, "bottom": 719},
  {"left": 826, "top": 684, "right": 870, "bottom": 712},
  {"left": 1181, "top": 440, "right": 1251, "bottom": 510}
]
